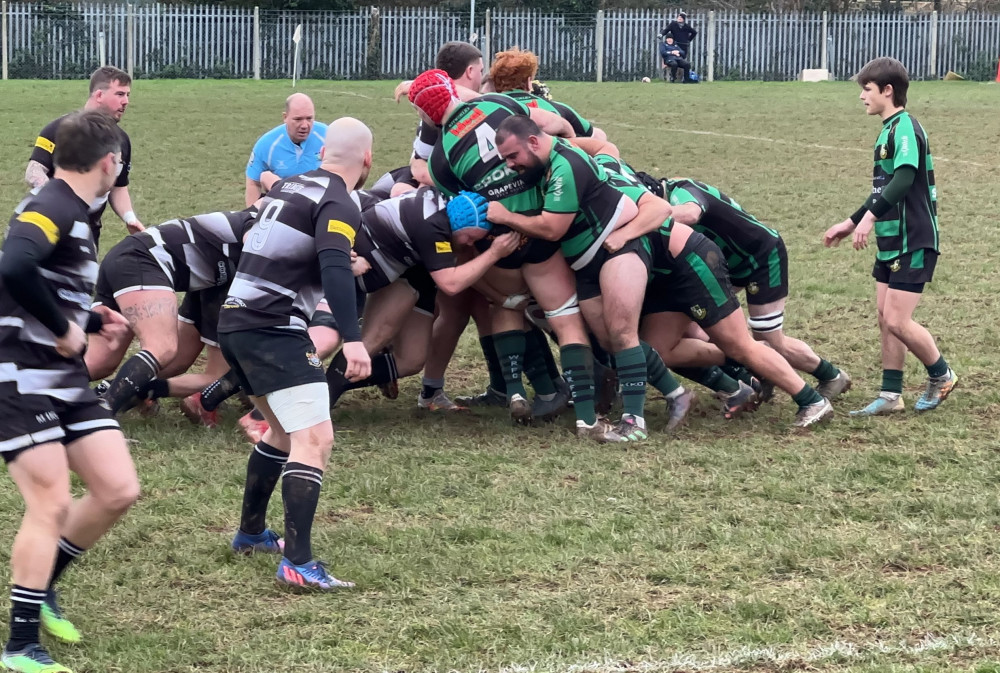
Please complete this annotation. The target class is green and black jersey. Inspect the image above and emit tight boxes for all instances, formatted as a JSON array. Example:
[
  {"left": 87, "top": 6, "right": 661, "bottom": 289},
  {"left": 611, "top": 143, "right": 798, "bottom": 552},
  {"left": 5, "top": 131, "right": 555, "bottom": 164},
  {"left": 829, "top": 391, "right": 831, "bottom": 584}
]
[
  {"left": 665, "top": 179, "right": 779, "bottom": 278},
  {"left": 543, "top": 141, "right": 639, "bottom": 270},
  {"left": 595, "top": 154, "right": 675, "bottom": 244},
  {"left": 428, "top": 93, "right": 543, "bottom": 214},
  {"left": 871, "top": 110, "right": 939, "bottom": 261},
  {"left": 502, "top": 90, "right": 595, "bottom": 137}
]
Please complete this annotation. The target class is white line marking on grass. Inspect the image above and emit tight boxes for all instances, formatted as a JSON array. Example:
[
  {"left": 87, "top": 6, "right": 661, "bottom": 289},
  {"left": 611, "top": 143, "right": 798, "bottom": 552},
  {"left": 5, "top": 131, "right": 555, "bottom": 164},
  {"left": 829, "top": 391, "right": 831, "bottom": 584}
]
[
  {"left": 440, "top": 632, "right": 997, "bottom": 673},
  {"left": 601, "top": 120, "right": 990, "bottom": 169}
]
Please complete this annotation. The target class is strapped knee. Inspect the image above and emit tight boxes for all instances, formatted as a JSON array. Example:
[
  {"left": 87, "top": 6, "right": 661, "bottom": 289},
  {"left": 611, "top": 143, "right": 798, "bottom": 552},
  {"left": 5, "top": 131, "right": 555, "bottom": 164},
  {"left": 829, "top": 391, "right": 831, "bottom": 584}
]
[
  {"left": 748, "top": 311, "right": 784, "bottom": 334},
  {"left": 543, "top": 294, "right": 580, "bottom": 319}
]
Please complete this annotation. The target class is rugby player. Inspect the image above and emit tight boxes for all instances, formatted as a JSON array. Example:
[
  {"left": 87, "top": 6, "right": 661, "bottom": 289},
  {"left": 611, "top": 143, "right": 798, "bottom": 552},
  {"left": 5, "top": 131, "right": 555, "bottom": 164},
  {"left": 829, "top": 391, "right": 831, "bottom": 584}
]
[
  {"left": 410, "top": 70, "right": 627, "bottom": 440},
  {"left": 824, "top": 56, "right": 955, "bottom": 415},
  {"left": 245, "top": 93, "right": 327, "bottom": 206},
  {"left": 218, "top": 117, "right": 373, "bottom": 590},
  {"left": 0, "top": 110, "right": 139, "bottom": 673},
  {"left": 325, "top": 187, "right": 521, "bottom": 406},
  {"left": 85, "top": 206, "right": 259, "bottom": 416},
  {"left": 487, "top": 116, "right": 692, "bottom": 440},
  {"left": 664, "top": 178, "right": 852, "bottom": 399},
  {"left": 25, "top": 66, "right": 143, "bottom": 243}
]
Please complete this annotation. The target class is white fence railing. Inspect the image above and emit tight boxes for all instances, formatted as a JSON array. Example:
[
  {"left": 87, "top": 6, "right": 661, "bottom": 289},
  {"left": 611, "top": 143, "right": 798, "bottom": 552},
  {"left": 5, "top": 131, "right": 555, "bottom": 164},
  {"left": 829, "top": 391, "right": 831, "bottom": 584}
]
[{"left": 1, "top": 3, "right": 998, "bottom": 82}]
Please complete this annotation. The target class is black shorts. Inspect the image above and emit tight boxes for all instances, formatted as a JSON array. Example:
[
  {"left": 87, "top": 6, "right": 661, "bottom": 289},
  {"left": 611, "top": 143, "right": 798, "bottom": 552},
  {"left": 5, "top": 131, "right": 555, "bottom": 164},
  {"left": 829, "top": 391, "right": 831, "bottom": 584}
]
[
  {"left": 642, "top": 234, "right": 741, "bottom": 328},
  {"left": 178, "top": 285, "right": 229, "bottom": 348},
  {"left": 574, "top": 237, "right": 652, "bottom": 302},
  {"left": 731, "top": 238, "right": 789, "bottom": 306},
  {"left": 94, "top": 237, "right": 173, "bottom": 311},
  {"left": 0, "top": 383, "right": 119, "bottom": 464},
  {"left": 219, "top": 328, "right": 326, "bottom": 398},
  {"left": 481, "top": 231, "right": 559, "bottom": 271},
  {"left": 872, "top": 249, "right": 938, "bottom": 291},
  {"left": 401, "top": 266, "right": 437, "bottom": 315}
]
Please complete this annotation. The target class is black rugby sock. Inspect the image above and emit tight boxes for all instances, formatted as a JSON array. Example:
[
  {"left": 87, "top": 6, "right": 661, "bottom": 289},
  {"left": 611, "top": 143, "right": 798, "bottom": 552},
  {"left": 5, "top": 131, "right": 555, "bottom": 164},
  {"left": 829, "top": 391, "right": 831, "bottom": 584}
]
[
  {"left": 201, "top": 369, "right": 243, "bottom": 412},
  {"left": 281, "top": 463, "right": 324, "bottom": 566},
  {"left": 105, "top": 350, "right": 161, "bottom": 415},
  {"left": 240, "top": 442, "right": 289, "bottom": 536}
]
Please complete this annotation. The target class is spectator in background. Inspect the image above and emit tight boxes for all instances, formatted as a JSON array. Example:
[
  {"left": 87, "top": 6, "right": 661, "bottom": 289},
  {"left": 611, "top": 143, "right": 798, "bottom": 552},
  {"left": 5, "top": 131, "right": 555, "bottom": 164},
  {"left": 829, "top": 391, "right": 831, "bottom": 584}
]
[
  {"left": 659, "top": 34, "right": 691, "bottom": 83},
  {"left": 661, "top": 12, "right": 697, "bottom": 62}
]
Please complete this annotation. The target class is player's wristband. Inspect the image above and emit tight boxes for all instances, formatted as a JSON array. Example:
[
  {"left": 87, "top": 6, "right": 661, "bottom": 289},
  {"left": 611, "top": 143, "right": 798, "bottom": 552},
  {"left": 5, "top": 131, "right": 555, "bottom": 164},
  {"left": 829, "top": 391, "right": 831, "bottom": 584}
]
[
  {"left": 123, "top": 210, "right": 139, "bottom": 225},
  {"left": 849, "top": 207, "right": 867, "bottom": 225},
  {"left": 85, "top": 311, "right": 104, "bottom": 334},
  {"left": 502, "top": 294, "right": 529, "bottom": 310}
]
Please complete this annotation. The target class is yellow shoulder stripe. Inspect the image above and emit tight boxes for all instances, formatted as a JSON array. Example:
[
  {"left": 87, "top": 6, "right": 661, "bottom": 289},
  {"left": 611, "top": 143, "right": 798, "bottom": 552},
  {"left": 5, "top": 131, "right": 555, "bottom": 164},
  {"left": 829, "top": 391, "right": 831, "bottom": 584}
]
[
  {"left": 34, "top": 136, "right": 55, "bottom": 154},
  {"left": 17, "top": 211, "right": 60, "bottom": 245},
  {"left": 327, "top": 219, "right": 356, "bottom": 246},
  {"left": 435, "top": 241, "right": 452, "bottom": 253}
]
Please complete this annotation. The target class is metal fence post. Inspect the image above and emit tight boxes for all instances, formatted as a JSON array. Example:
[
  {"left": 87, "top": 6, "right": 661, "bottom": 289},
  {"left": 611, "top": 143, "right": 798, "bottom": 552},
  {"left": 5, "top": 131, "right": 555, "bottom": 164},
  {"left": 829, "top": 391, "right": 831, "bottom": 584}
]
[
  {"left": 483, "top": 9, "right": 491, "bottom": 70},
  {"left": 127, "top": 3, "right": 135, "bottom": 78},
  {"left": 253, "top": 6, "right": 261, "bottom": 80},
  {"left": 929, "top": 10, "right": 938, "bottom": 80},
  {"left": 821, "top": 10, "right": 828, "bottom": 71},
  {"left": 595, "top": 9, "right": 604, "bottom": 83},
  {"left": 1, "top": 1, "right": 7, "bottom": 81},
  {"left": 707, "top": 10, "right": 715, "bottom": 82}
]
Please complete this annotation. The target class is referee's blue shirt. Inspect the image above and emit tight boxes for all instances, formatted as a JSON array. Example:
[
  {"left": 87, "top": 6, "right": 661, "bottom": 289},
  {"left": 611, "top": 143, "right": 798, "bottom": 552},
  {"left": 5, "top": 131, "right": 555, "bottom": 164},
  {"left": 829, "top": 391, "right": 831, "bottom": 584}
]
[{"left": 246, "top": 122, "right": 328, "bottom": 180}]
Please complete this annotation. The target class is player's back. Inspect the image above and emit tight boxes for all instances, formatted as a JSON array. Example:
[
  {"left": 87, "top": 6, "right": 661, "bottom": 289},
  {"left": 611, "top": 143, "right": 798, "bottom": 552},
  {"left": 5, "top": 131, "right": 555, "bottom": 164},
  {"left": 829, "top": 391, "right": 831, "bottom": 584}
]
[
  {"left": 222, "top": 169, "right": 355, "bottom": 332},
  {"left": 429, "top": 93, "right": 543, "bottom": 212}
]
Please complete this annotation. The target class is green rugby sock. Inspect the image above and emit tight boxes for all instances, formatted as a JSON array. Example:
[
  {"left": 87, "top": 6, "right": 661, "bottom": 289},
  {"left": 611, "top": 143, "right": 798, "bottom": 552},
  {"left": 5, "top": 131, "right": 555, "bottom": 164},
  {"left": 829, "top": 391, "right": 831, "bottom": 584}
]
[
  {"left": 674, "top": 366, "right": 739, "bottom": 394},
  {"left": 560, "top": 344, "right": 597, "bottom": 425},
  {"left": 479, "top": 335, "right": 507, "bottom": 394},
  {"left": 792, "top": 384, "right": 823, "bottom": 408},
  {"left": 640, "top": 341, "right": 681, "bottom": 395},
  {"left": 811, "top": 359, "right": 840, "bottom": 382},
  {"left": 615, "top": 346, "right": 648, "bottom": 418},
  {"left": 493, "top": 330, "right": 528, "bottom": 399},
  {"left": 926, "top": 356, "right": 949, "bottom": 379},
  {"left": 881, "top": 369, "right": 904, "bottom": 394}
]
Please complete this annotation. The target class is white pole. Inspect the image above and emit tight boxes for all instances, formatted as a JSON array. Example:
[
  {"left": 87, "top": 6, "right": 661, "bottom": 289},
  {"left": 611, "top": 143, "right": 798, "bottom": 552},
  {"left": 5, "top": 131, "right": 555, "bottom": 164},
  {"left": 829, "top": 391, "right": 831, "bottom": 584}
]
[
  {"left": 253, "top": 6, "right": 260, "bottom": 80},
  {"left": 929, "top": 10, "right": 938, "bottom": 79},
  {"left": 469, "top": 0, "right": 475, "bottom": 45},
  {"left": 595, "top": 9, "right": 604, "bottom": 83},
  {"left": 98, "top": 30, "right": 106, "bottom": 66},
  {"left": 1, "top": 1, "right": 8, "bottom": 81},
  {"left": 707, "top": 10, "right": 715, "bottom": 82},
  {"left": 483, "top": 9, "right": 491, "bottom": 69},
  {"left": 821, "top": 10, "right": 828, "bottom": 71},
  {"left": 291, "top": 22, "right": 302, "bottom": 87},
  {"left": 127, "top": 3, "right": 134, "bottom": 78}
]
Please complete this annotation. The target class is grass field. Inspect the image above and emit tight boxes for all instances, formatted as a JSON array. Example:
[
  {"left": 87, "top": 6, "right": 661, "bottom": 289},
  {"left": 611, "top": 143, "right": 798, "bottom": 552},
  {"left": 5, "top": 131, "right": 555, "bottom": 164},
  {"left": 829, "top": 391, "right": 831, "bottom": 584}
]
[{"left": 1, "top": 78, "right": 1000, "bottom": 673}]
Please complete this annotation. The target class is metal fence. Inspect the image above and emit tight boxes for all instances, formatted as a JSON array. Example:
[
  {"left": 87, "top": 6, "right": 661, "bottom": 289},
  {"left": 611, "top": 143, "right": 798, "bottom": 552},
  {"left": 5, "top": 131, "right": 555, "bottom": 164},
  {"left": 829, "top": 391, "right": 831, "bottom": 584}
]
[{"left": 2, "top": 3, "right": 999, "bottom": 82}]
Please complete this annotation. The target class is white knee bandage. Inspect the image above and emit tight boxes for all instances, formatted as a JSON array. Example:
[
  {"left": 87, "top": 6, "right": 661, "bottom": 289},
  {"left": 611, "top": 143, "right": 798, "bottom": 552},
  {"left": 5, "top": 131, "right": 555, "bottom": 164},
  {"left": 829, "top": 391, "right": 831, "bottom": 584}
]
[
  {"left": 748, "top": 311, "right": 784, "bottom": 334},
  {"left": 544, "top": 293, "right": 580, "bottom": 319},
  {"left": 265, "top": 382, "right": 331, "bottom": 433}
]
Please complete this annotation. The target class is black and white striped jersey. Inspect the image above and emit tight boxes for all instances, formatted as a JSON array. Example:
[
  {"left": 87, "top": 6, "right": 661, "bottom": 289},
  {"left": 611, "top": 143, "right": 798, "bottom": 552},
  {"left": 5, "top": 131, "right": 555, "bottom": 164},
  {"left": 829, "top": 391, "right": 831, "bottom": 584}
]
[
  {"left": 218, "top": 169, "right": 360, "bottom": 333},
  {"left": 356, "top": 186, "right": 456, "bottom": 292},
  {"left": 0, "top": 180, "right": 98, "bottom": 403},
  {"left": 127, "top": 208, "right": 258, "bottom": 292}
]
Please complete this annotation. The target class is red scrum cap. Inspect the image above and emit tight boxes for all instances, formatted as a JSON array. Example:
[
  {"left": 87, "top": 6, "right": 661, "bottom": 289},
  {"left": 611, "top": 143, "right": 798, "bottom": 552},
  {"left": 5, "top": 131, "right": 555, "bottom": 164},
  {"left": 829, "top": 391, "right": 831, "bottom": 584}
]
[{"left": 408, "top": 69, "right": 460, "bottom": 126}]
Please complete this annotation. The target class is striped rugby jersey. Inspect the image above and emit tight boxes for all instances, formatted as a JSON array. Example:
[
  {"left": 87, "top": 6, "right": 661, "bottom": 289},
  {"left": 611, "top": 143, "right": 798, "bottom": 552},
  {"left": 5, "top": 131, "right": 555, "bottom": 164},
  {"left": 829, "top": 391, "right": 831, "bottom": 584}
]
[
  {"left": 219, "top": 169, "right": 360, "bottom": 333},
  {"left": 124, "top": 208, "right": 258, "bottom": 292},
  {"left": 0, "top": 180, "right": 99, "bottom": 403}
]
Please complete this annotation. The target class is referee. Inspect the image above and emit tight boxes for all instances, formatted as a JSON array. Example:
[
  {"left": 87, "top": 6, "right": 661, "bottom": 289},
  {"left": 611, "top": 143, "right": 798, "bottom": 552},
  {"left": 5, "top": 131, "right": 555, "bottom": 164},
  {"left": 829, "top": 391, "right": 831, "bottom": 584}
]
[{"left": 24, "top": 66, "right": 144, "bottom": 245}]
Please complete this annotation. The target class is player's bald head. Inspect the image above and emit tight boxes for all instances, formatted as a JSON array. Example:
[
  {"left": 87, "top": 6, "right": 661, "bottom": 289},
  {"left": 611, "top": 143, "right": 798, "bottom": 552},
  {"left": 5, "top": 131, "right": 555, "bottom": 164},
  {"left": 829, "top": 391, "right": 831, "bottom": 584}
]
[
  {"left": 323, "top": 117, "right": 373, "bottom": 165},
  {"left": 284, "top": 92, "right": 314, "bottom": 115}
]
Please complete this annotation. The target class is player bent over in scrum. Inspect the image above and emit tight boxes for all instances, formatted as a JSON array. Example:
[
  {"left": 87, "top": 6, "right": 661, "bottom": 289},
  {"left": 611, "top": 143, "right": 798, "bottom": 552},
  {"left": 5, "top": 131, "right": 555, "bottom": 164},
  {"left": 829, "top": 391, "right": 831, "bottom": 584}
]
[
  {"left": 487, "top": 116, "right": 691, "bottom": 441},
  {"left": 85, "top": 206, "right": 259, "bottom": 415},
  {"left": 218, "top": 117, "right": 373, "bottom": 590},
  {"left": 664, "top": 178, "right": 851, "bottom": 400},
  {"left": 0, "top": 110, "right": 139, "bottom": 673},
  {"left": 325, "top": 187, "right": 521, "bottom": 405},
  {"left": 411, "top": 70, "right": 625, "bottom": 441}
]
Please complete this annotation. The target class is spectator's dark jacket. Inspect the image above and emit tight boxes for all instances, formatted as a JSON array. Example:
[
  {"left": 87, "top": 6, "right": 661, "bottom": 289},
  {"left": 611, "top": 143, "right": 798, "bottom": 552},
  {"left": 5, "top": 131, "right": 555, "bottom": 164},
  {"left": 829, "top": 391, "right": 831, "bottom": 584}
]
[
  {"left": 659, "top": 41, "right": 686, "bottom": 63},
  {"left": 663, "top": 20, "right": 697, "bottom": 45}
]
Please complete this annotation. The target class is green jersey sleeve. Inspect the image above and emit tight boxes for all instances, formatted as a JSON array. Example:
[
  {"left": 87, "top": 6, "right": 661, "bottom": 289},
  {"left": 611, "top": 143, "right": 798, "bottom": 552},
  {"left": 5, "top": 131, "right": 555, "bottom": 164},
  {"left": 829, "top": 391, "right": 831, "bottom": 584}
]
[
  {"left": 543, "top": 153, "right": 581, "bottom": 214},
  {"left": 890, "top": 115, "right": 920, "bottom": 172}
]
